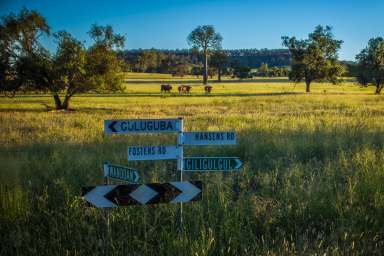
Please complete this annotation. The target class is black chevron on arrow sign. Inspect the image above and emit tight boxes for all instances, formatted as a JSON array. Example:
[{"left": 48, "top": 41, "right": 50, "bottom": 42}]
[
  {"left": 108, "top": 121, "right": 118, "bottom": 133},
  {"left": 82, "top": 181, "right": 202, "bottom": 208},
  {"left": 106, "top": 183, "right": 181, "bottom": 205}
]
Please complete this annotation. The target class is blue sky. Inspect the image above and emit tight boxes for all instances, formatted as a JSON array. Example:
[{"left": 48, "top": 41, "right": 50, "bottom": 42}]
[{"left": 1, "top": 0, "right": 383, "bottom": 60}]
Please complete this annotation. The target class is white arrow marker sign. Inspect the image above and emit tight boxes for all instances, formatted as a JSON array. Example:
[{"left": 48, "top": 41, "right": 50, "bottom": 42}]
[
  {"left": 128, "top": 145, "right": 180, "bottom": 161},
  {"left": 82, "top": 181, "right": 202, "bottom": 208},
  {"left": 183, "top": 131, "right": 236, "bottom": 145},
  {"left": 83, "top": 185, "right": 118, "bottom": 208}
]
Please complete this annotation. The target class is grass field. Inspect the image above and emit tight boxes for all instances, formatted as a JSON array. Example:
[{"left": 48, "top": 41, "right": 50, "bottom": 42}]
[{"left": 1, "top": 75, "right": 383, "bottom": 255}]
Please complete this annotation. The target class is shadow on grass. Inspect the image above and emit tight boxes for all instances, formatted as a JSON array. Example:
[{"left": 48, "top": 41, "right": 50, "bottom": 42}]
[
  {"left": 0, "top": 91, "right": 376, "bottom": 113},
  {"left": 0, "top": 92, "right": 303, "bottom": 112},
  {"left": 2, "top": 125, "right": 381, "bottom": 168},
  {"left": 74, "top": 92, "right": 302, "bottom": 97}
]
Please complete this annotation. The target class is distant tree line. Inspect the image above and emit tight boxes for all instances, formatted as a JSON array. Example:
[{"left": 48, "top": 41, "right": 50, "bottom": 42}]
[
  {"left": 118, "top": 48, "right": 291, "bottom": 75},
  {"left": 227, "top": 49, "right": 291, "bottom": 67}
]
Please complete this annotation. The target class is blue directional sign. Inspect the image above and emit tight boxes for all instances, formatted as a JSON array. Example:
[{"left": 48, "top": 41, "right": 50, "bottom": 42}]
[
  {"left": 128, "top": 145, "right": 180, "bottom": 161},
  {"left": 183, "top": 157, "right": 243, "bottom": 172},
  {"left": 103, "top": 162, "right": 139, "bottom": 183},
  {"left": 104, "top": 119, "right": 181, "bottom": 135},
  {"left": 183, "top": 131, "right": 236, "bottom": 145}
]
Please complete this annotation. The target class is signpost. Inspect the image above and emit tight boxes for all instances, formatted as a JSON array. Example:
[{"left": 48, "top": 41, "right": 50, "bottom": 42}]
[
  {"left": 176, "top": 117, "right": 184, "bottom": 234},
  {"left": 104, "top": 119, "right": 181, "bottom": 135},
  {"left": 82, "top": 117, "right": 243, "bottom": 236},
  {"left": 82, "top": 181, "right": 202, "bottom": 208},
  {"left": 128, "top": 145, "right": 180, "bottom": 161},
  {"left": 183, "top": 157, "right": 243, "bottom": 172},
  {"left": 183, "top": 131, "right": 236, "bottom": 145},
  {"left": 103, "top": 162, "right": 139, "bottom": 183}
]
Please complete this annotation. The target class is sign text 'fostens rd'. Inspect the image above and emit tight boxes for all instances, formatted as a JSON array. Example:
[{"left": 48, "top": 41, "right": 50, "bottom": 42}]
[
  {"left": 104, "top": 119, "right": 181, "bottom": 134},
  {"left": 183, "top": 157, "right": 243, "bottom": 171},
  {"left": 183, "top": 131, "right": 236, "bottom": 145},
  {"left": 128, "top": 145, "right": 180, "bottom": 160}
]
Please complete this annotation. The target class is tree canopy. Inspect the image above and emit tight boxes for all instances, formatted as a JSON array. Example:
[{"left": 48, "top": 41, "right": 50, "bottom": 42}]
[
  {"left": 1, "top": 8, "right": 125, "bottom": 110},
  {"left": 0, "top": 8, "right": 49, "bottom": 97},
  {"left": 86, "top": 25, "right": 125, "bottom": 94},
  {"left": 17, "top": 31, "right": 89, "bottom": 109},
  {"left": 210, "top": 50, "right": 228, "bottom": 81},
  {"left": 282, "top": 25, "right": 344, "bottom": 92},
  {"left": 88, "top": 24, "right": 125, "bottom": 50},
  {"left": 356, "top": 37, "right": 384, "bottom": 94}
]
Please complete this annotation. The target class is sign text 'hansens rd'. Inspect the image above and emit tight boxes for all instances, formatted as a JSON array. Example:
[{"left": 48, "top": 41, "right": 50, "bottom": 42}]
[{"left": 183, "top": 131, "right": 236, "bottom": 145}]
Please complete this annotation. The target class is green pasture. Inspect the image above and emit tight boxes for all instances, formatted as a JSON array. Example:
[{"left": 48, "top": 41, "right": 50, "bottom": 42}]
[{"left": 0, "top": 76, "right": 383, "bottom": 255}]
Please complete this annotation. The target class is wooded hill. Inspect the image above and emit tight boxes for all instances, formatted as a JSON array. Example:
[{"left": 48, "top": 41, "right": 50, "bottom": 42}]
[
  {"left": 118, "top": 48, "right": 291, "bottom": 72},
  {"left": 225, "top": 48, "right": 291, "bottom": 67}
]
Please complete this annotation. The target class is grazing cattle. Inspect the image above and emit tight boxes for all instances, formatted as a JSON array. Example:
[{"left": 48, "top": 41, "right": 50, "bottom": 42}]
[
  {"left": 204, "top": 85, "right": 212, "bottom": 94},
  {"left": 161, "top": 84, "right": 172, "bottom": 93},
  {"left": 178, "top": 85, "right": 192, "bottom": 94}
]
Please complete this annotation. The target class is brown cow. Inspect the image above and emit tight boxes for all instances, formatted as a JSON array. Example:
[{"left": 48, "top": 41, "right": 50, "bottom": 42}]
[
  {"left": 161, "top": 84, "right": 172, "bottom": 93},
  {"left": 178, "top": 85, "right": 191, "bottom": 94},
  {"left": 204, "top": 85, "right": 212, "bottom": 94}
]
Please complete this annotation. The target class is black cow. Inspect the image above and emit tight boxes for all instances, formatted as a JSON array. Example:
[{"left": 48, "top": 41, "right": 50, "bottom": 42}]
[
  {"left": 161, "top": 84, "right": 172, "bottom": 93},
  {"left": 204, "top": 85, "right": 212, "bottom": 94}
]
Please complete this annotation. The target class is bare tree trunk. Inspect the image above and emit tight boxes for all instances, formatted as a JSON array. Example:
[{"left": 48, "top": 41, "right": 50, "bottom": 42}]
[
  {"left": 53, "top": 94, "right": 63, "bottom": 110},
  {"left": 203, "top": 49, "right": 208, "bottom": 85},
  {"left": 53, "top": 93, "right": 72, "bottom": 110},
  {"left": 305, "top": 80, "right": 311, "bottom": 93},
  {"left": 62, "top": 95, "right": 71, "bottom": 110},
  {"left": 375, "top": 84, "right": 383, "bottom": 94},
  {"left": 217, "top": 67, "right": 221, "bottom": 82}
]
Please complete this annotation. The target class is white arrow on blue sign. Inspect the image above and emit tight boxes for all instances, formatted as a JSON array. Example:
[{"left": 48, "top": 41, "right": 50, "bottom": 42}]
[
  {"left": 128, "top": 145, "right": 180, "bottom": 161},
  {"left": 104, "top": 119, "right": 181, "bottom": 135},
  {"left": 183, "top": 131, "right": 236, "bottom": 145},
  {"left": 183, "top": 157, "right": 243, "bottom": 171}
]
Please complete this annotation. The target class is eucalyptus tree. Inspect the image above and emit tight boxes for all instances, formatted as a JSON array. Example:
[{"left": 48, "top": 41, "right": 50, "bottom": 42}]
[
  {"left": 187, "top": 25, "right": 222, "bottom": 84},
  {"left": 17, "top": 31, "right": 88, "bottom": 110},
  {"left": 282, "top": 25, "right": 344, "bottom": 92},
  {"left": 0, "top": 8, "right": 49, "bottom": 96},
  {"left": 18, "top": 26, "right": 125, "bottom": 110},
  {"left": 86, "top": 24, "right": 125, "bottom": 93},
  {"left": 356, "top": 37, "right": 384, "bottom": 94},
  {"left": 210, "top": 50, "right": 228, "bottom": 81}
]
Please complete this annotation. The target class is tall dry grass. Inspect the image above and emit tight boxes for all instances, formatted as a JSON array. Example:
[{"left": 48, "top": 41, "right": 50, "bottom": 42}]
[{"left": 0, "top": 80, "right": 383, "bottom": 255}]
